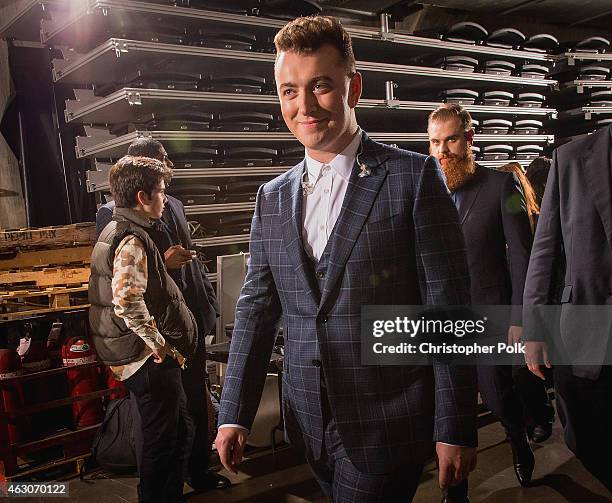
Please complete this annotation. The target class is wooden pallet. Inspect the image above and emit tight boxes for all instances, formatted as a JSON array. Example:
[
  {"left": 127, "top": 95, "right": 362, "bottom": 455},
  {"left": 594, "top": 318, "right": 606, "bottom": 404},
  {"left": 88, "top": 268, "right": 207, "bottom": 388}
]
[
  {"left": 0, "top": 223, "right": 96, "bottom": 252},
  {"left": 2, "top": 425, "right": 98, "bottom": 480},
  {"left": 0, "top": 266, "right": 90, "bottom": 290},
  {"left": 0, "top": 286, "right": 89, "bottom": 321},
  {"left": 0, "top": 246, "right": 92, "bottom": 271}
]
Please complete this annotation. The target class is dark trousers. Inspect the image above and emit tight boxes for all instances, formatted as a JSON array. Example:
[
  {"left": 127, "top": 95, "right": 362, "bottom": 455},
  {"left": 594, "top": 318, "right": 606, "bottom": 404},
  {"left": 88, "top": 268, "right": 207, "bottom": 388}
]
[
  {"left": 181, "top": 342, "right": 212, "bottom": 482},
  {"left": 305, "top": 389, "right": 423, "bottom": 502},
  {"left": 513, "top": 366, "right": 554, "bottom": 428},
  {"left": 124, "top": 357, "right": 194, "bottom": 503},
  {"left": 554, "top": 364, "right": 612, "bottom": 491},
  {"left": 477, "top": 365, "right": 526, "bottom": 440},
  {"left": 444, "top": 480, "right": 469, "bottom": 502}
]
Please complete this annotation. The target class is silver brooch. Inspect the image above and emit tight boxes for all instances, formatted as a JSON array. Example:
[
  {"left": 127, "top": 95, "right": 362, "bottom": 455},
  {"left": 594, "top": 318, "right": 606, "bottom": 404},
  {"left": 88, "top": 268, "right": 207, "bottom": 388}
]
[
  {"left": 301, "top": 170, "right": 314, "bottom": 195},
  {"left": 358, "top": 163, "right": 371, "bottom": 178}
]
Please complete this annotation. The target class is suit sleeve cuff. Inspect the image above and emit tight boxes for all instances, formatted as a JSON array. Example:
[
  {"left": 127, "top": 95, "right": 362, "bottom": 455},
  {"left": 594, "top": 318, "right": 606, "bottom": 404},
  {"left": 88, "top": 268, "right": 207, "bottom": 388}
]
[
  {"left": 219, "top": 423, "right": 249, "bottom": 432},
  {"left": 437, "top": 441, "right": 471, "bottom": 448}
]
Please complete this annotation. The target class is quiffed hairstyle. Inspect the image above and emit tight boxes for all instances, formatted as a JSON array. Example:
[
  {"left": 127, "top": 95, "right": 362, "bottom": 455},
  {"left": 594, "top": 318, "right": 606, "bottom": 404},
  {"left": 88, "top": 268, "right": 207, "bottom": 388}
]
[
  {"left": 274, "top": 16, "right": 356, "bottom": 73},
  {"left": 127, "top": 138, "right": 166, "bottom": 161},
  {"left": 109, "top": 156, "right": 172, "bottom": 208},
  {"left": 428, "top": 103, "right": 473, "bottom": 133}
]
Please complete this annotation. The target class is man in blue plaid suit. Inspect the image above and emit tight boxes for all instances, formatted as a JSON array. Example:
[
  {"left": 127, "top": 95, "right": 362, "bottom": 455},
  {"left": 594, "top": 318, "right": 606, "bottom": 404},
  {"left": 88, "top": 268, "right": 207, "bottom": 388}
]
[{"left": 216, "top": 16, "right": 478, "bottom": 501}]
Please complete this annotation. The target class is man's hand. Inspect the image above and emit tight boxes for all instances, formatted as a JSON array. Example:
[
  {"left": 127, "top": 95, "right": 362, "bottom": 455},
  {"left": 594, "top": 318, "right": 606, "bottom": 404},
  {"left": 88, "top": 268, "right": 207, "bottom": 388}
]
[
  {"left": 436, "top": 443, "right": 477, "bottom": 489},
  {"left": 164, "top": 244, "right": 193, "bottom": 269},
  {"left": 152, "top": 345, "right": 167, "bottom": 364},
  {"left": 215, "top": 427, "right": 248, "bottom": 474},
  {"left": 524, "top": 341, "right": 551, "bottom": 380},
  {"left": 507, "top": 325, "right": 523, "bottom": 346}
]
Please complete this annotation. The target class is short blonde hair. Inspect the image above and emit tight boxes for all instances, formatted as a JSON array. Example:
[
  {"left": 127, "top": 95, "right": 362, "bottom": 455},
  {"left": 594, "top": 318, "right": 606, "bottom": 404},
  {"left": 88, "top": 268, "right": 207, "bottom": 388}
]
[{"left": 428, "top": 103, "right": 473, "bottom": 133}]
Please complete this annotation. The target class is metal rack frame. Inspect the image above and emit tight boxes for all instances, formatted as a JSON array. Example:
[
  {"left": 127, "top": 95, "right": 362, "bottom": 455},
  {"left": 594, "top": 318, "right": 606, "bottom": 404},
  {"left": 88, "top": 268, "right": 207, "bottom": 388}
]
[
  {"left": 41, "top": 0, "right": 554, "bottom": 62},
  {"left": 65, "top": 88, "right": 558, "bottom": 125},
  {"left": 52, "top": 38, "right": 556, "bottom": 91},
  {"left": 75, "top": 129, "right": 555, "bottom": 159}
]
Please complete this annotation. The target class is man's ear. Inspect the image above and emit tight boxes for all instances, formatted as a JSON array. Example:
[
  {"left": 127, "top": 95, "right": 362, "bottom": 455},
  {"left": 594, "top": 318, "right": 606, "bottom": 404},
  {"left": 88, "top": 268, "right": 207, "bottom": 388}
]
[
  {"left": 348, "top": 72, "right": 362, "bottom": 109},
  {"left": 464, "top": 129, "right": 475, "bottom": 145},
  {"left": 136, "top": 190, "right": 150, "bottom": 207}
]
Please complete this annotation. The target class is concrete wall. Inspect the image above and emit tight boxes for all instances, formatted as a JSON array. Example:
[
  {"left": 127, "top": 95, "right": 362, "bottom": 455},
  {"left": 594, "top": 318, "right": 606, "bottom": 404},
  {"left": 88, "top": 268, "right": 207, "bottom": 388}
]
[{"left": 0, "top": 37, "right": 27, "bottom": 229}]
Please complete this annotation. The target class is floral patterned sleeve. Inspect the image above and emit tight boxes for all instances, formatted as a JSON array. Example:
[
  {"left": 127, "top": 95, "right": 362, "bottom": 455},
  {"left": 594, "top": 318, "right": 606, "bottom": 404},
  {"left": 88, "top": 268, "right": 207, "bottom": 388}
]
[{"left": 112, "top": 235, "right": 166, "bottom": 353}]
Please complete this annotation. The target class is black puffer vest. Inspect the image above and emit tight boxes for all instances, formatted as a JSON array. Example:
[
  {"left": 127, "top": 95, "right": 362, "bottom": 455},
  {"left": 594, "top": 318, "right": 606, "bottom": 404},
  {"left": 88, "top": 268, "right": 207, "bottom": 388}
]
[{"left": 88, "top": 208, "right": 198, "bottom": 365}]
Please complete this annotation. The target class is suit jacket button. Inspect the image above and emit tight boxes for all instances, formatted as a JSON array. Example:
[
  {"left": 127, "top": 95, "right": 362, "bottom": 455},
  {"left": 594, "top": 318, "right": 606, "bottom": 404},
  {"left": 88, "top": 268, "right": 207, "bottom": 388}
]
[
  {"left": 320, "top": 316, "right": 328, "bottom": 323},
  {"left": 316, "top": 271, "right": 325, "bottom": 279},
  {"left": 311, "top": 359, "right": 321, "bottom": 367}
]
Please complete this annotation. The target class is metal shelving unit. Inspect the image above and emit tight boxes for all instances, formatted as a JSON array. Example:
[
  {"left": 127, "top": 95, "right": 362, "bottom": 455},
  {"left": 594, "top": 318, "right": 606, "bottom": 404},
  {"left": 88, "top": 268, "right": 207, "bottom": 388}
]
[
  {"left": 562, "top": 79, "right": 612, "bottom": 94},
  {"left": 558, "top": 106, "right": 612, "bottom": 120},
  {"left": 40, "top": 0, "right": 554, "bottom": 63},
  {"left": 184, "top": 202, "right": 256, "bottom": 216},
  {"left": 52, "top": 38, "right": 555, "bottom": 93},
  {"left": 86, "top": 160, "right": 287, "bottom": 192},
  {"left": 557, "top": 51, "right": 612, "bottom": 66},
  {"left": 193, "top": 235, "right": 250, "bottom": 248},
  {"left": 65, "top": 89, "right": 557, "bottom": 125},
  {"left": 0, "top": 0, "right": 62, "bottom": 40},
  {"left": 1, "top": 0, "right": 558, "bottom": 280},
  {"left": 552, "top": 50, "right": 612, "bottom": 141},
  {"left": 75, "top": 130, "right": 554, "bottom": 159}
]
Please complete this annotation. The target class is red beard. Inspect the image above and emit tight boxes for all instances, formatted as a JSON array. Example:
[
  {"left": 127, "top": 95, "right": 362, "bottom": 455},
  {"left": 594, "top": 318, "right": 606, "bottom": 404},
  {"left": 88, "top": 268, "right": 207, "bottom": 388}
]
[{"left": 436, "top": 148, "right": 476, "bottom": 192}]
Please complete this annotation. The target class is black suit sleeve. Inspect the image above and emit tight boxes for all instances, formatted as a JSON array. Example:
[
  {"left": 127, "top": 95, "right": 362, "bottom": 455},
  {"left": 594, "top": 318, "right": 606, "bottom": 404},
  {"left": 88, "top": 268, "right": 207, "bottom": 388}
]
[
  {"left": 501, "top": 172, "right": 533, "bottom": 325},
  {"left": 174, "top": 197, "right": 220, "bottom": 320},
  {"left": 95, "top": 205, "right": 113, "bottom": 239},
  {"left": 523, "top": 151, "right": 563, "bottom": 341}
]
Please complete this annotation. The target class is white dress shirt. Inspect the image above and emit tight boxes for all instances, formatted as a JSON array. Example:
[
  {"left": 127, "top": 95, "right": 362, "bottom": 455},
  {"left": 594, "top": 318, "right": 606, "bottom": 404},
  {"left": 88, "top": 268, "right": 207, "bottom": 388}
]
[{"left": 302, "top": 129, "right": 362, "bottom": 261}]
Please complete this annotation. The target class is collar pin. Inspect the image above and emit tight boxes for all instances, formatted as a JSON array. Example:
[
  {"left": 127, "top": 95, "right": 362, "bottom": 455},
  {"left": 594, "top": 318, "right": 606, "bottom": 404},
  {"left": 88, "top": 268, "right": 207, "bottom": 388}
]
[{"left": 358, "top": 163, "right": 371, "bottom": 178}]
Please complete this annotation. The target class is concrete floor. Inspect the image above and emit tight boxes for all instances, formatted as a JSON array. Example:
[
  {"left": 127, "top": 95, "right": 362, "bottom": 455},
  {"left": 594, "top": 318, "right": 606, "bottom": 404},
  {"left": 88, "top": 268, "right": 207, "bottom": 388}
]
[{"left": 31, "top": 418, "right": 611, "bottom": 503}]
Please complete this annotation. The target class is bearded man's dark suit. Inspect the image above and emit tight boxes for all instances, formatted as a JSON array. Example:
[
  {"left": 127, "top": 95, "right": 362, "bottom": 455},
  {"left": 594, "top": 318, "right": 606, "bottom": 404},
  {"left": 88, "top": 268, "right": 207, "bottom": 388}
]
[
  {"left": 523, "top": 125, "right": 612, "bottom": 490},
  {"left": 218, "top": 133, "right": 477, "bottom": 499},
  {"left": 453, "top": 165, "right": 539, "bottom": 436}
]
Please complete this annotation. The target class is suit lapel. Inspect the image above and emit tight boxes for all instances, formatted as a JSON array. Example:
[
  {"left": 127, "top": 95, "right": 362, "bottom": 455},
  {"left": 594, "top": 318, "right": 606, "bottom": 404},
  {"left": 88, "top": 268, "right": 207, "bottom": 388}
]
[
  {"left": 166, "top": 196, "right": 192, "bottom": 247},
  {"left": 279, "top": 161, "right": 320, "bottom": 306},
  {"left": 319, "top": 134, "right": 389, "bottom": 311},
  {"left": 583, "top": 126, "right": 612, "bottom": 254},
  {"left": 457, "top": 166, "right": 485, "bottom": 224}
]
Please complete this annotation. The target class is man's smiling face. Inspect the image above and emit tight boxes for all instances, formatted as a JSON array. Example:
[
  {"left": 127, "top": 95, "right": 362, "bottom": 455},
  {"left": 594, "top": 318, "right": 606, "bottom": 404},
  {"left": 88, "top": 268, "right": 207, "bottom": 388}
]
[{"left": 275, "top": 44, "right": 361, "bottom": 160}]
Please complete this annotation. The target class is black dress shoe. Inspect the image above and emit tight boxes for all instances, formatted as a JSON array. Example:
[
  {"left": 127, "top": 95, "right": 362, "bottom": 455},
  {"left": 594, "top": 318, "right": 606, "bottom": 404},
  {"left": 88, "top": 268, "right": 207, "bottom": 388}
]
[
  {"left": 441, "top": 480, "right": 469, "bottom": 502},
  {"left": 511, "top": 437, "right": 535, "bottom": 486},
  {"left": 530, "top": 423, "right": 552, "bottom": 443},
  {"left": 441, "top": 496, "right": 469, "bottom": 503},
  {"left": 188, "top": 470, "right": 232, "bottom": 492}
]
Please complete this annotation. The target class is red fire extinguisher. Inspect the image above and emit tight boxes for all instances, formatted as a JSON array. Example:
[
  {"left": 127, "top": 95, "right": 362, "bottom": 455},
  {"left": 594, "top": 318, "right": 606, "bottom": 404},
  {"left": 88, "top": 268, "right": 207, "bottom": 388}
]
[
  {"left": 61, "top": 337, "right": 103, "bottom": 428},
  {"left": 0, "top": 348, "right": 25, "bottom": 444}
]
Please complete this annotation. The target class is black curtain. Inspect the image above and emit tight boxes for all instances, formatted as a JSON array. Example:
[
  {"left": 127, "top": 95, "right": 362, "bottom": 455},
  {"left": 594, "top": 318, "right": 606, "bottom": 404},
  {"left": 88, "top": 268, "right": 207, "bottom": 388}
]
[{"left": 0, "top": 44, "right": 95, "bottom": 226}]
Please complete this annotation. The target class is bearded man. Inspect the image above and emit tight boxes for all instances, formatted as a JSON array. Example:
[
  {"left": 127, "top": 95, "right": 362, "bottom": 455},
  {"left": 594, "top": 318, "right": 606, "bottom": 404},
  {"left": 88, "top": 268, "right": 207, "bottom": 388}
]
[{"left": 428, "top": 104, "right": 537, "bottom": 500}]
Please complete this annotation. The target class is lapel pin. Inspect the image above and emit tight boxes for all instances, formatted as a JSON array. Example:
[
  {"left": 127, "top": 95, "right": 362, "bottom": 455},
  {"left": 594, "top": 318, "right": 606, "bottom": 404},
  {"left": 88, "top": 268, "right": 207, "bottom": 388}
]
[{"left": 358, "top": 163, "right": 371, "bottom": 178}]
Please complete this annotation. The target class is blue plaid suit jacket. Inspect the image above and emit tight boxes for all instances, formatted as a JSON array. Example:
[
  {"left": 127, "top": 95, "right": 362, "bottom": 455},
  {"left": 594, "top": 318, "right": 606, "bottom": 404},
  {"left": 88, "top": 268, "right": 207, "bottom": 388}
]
[{"left": 219, "top": 133, "right": 477, "bottom": 473}]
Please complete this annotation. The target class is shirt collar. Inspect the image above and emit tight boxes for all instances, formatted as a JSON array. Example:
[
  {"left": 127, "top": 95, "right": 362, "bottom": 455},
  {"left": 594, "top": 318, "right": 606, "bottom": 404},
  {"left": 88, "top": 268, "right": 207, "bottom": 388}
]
[
  {"left": 305, "top": 128, "right": 362, "bottom": 183},
  {"left": 113, "top": 206, "right": 155, "bottom": 228}
]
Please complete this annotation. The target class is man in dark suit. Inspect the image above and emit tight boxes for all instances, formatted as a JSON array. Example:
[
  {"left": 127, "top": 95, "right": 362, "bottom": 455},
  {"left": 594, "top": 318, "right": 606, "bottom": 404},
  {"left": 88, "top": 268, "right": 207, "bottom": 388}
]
[
  {"left": 428, "top": 104, "right": 536, "bottom": 493},
  {"left": 96, "top": 138, "right": 230, "bottom": 493},
  {"left": 523, "top": 126, "right": 612, "bottom": 491},
  {"left": 215, "top": 16, "right": 478, "bottom": 502}
]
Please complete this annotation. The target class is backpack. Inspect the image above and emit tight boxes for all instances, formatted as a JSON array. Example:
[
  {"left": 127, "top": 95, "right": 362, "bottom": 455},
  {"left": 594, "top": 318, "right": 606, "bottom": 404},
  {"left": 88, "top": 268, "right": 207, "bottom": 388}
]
[{"left": 87, "top": 396, "right": 140, "bottom": 475}]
